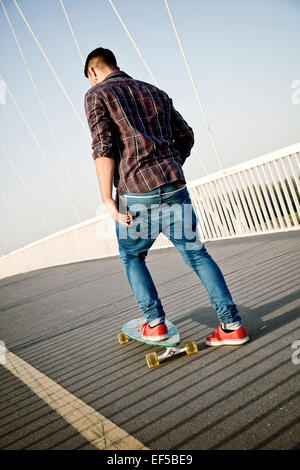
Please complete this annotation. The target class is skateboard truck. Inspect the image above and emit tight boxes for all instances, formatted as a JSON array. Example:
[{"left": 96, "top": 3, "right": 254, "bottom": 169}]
[
  {"left": 118, "top": 318, "right": 198, "bottom": 368},
  {"left": 146, "top": 341, "right": 198, "bottom": 368},
  {"left": 157, "top": 346, "right": 186, "bottom": 360}
]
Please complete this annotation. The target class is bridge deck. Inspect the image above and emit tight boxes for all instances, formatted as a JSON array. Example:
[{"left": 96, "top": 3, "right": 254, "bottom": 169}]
[{"left": 0, "top": 231, "right": 299, "bottom": 450}]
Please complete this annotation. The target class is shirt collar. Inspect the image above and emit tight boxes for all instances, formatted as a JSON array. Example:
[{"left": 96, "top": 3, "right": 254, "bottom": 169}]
[{"left": 100, "top": 70, "right": 132, "bottom": 83}]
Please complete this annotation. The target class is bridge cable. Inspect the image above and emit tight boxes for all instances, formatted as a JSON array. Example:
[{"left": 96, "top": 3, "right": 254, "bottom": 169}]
[
  {"left": 1, "top": 0, "right": 86, "bottom": 221},
  {"left": 164, "top": 0, "right": 224, "bottom": 170},
  {"left": 3, "top": 103, "right": 56, "bottom": 233},
  {"left": 108, "top": 0, "right": 160, "bottom": 87},
  {"left": 108, "top": 0, "right": 209, "bottom": 175},
  {"left": 0, "top": 155, "right": 33, "bottom": 243},
  {"left": 0, "top": 74, "right": 83, "bottom": 223},
  {"left": 0, "top": 139, "right": 54, "bottom": 234},
  {"left": 13, "top": 0, "right": 90, "bottom": 137},
  {"left": 59, "top": 0, "right": 84, "bottom": 64}
]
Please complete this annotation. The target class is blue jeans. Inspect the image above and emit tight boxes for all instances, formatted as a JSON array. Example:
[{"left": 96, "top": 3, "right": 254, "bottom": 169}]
[{"left": 115, "top": 182, "right": 241, "bottom": 326}]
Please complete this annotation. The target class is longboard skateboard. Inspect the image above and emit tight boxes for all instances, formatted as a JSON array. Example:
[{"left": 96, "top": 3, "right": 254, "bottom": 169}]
[{"left": 118, "top": 318, "right": 198, "bottom": 368}]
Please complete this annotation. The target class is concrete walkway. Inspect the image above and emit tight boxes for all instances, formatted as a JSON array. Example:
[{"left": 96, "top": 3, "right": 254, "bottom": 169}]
[{"left": 0, "top": 231, "right": 299, "bottom": 450}]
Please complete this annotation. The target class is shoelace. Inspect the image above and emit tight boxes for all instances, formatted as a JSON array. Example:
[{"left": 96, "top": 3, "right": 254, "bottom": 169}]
[{"left": 137, "top": 322, "right": 148, "bottom": 332}]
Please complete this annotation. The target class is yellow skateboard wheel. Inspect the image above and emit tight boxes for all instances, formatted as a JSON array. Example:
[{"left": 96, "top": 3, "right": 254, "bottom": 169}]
[
  {"left": 146, "top": 352, "right": 160, "bottom": 369},
  {"left": 118, "top": 332, "right": 129, "bottom": 344},
  {"left": 184, "top": 340, "right": 198, "bottom": 355}
]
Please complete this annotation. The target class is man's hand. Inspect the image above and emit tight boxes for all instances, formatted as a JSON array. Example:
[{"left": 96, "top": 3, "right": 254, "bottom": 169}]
[
  {"left": 104, "top": 198, "right": 133, "bottom": 226},
  {"left": 94, "top": 157, "right": 132, "bottom": 225}
]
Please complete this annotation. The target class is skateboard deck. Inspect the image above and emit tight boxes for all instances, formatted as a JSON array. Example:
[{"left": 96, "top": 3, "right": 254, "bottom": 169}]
[
  {"left": 118, "top": 317, "right": 198, "bottom": 368},
  {"left": 122, "top": 318, "right": 180, "bottom": 347}
]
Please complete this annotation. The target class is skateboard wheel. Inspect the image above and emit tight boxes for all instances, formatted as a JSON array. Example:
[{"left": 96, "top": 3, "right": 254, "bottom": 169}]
[
  {"left": 118, "top": 332, "right": 129, "bottom": 345},
  {"left": 145, "top": 352, "right": 159, "bottom": 369},
  {"left": 184, "top": 340, "right": 198, "bottom": 355}
]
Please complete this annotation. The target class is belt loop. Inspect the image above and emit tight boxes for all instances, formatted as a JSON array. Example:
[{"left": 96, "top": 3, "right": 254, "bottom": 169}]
[{"left": 158, "top": 186, "right": 162, "bottom": 205}]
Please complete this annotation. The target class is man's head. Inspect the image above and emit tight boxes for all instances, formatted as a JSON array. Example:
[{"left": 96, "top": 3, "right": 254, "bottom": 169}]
[{"left": 84, "top": 47, "right": 119, "bottom": 86}]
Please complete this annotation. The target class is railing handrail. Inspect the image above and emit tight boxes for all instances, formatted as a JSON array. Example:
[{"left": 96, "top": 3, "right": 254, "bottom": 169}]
[
  {"left": 0, "top": 212, "right": 110, "bottom": 261},
  {"left": 1, "top": 141, "right": 299, "bottom": 262},
  {"left": 188, "top": 142, "right": 300, "bottom": 188}
]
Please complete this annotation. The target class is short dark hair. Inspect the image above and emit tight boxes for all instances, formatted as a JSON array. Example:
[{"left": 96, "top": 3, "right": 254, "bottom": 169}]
[{"left": 84, "top": 47, "right": 117, "bottom": 77}]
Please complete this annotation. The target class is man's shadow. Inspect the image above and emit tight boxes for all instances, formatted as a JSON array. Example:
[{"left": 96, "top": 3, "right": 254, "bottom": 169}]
[{"left": 174, "top": 289, "right": 300, "bottom": 348}]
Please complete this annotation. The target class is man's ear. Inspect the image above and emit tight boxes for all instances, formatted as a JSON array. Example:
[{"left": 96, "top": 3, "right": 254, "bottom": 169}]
[{"left": 91, "top": 67, "right": 97, "bottom": 78}]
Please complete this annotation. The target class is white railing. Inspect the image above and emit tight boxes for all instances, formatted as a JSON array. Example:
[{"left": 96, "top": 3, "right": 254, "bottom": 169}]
[
  {"left": 0, "top": 142, "right": 299, "bottom": 279},
  {"left": 155, "top": 142, "right": 300, "bottom": 248}
]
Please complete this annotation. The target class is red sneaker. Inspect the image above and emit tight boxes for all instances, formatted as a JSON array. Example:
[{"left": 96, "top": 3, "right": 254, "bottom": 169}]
[
  {"left": 138, "top": 322, "right": 168, "bottom": 341},
  {"left": 206, "top": 324, "right": 249, "bottom": 346}
]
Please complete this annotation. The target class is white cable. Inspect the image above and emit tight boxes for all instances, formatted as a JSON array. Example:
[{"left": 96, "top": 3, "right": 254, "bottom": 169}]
[
  {"left": 60, "top": 1, "right": 210, "bottom": 185},
  {"left": 63, "top": 0, "right": 209, "bottom": 175},
  {"left": 3, "top": 104, "right": 56, "bottom": 233},
  {"left": 0, "top": 139, "right": 54, "bottom": 234},
  {"left": 192, "top": 149, "right": 209, "bottom": 174},
  {"left": 109, "top": 0, "right": 160, "bottom": 87},
  {"left": 13, "top": 0, "right": 90, "bottom": 137},
  {"left": 0, "top": 74, "right": 82, "bottom": 223},
  {"left": 108, "top": 0, "right": 209, "bottom": 175},
  {"left": 59, "top": 0, "right": 84, "bottom": 64},
  {"left": 0, "top": 194, "right": 28, "bottom": 252},
  {"left": 164, "top": 0, "right": 223, "bottom": 170},
  {"left": 1, "top": 0, "right": 86, "bottom": 222},
  {"left": 0, "top": 157, "right": 33, "bottom": 243}
]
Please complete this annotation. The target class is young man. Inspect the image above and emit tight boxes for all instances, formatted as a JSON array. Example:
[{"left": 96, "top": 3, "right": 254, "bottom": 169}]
[{"left": 84, "top": 47, "right": 249, "bottom": 346}]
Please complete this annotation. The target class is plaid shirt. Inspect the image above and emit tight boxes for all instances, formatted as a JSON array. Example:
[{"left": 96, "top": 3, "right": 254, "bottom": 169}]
[{"left": 84, "top": 71, "right": 194, "bottom": 195}]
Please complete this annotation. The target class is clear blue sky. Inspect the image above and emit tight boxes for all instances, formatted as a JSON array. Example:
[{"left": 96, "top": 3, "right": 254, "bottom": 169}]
[{"left": 0, "top": 0, "right": 299, "bottom": 255}]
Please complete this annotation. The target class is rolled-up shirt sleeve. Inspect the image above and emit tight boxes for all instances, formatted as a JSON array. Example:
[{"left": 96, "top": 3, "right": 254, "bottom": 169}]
[{"left": 84, "top": 90, "right": 115, "bottom": 160}]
